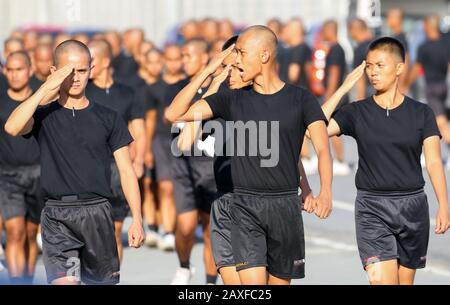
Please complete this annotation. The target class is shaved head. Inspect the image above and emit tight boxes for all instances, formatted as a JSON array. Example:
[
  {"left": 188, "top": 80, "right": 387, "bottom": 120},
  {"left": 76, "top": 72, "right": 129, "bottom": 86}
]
[
  {"left": 184, "top": 39, "right": 209, "bottom": 54},
  {"left": 54, "top": 40, "right": 92, "bottom": 68},
  {"left": 7, "top": 50, "right": 32, "bottom": 67},
  {"left": 239, "top": 25, "right": 278, "bottom": 57},
  {"left": 88, "top": 39, "right": 113, "bottom": 61}
]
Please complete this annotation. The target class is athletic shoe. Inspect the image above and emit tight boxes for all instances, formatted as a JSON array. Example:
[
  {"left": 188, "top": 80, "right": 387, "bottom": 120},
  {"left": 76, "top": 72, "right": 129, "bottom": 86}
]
[
  {"left": 170, "top": 266, "right": 195, "bottom": 285},
  {"left": 158, "top": 233, "right": 175, "bottom": 251},
  {"left": 0, "top": 243, "right": 4, "bottom": 257},
  {"left": 333, "top": 160, "right": 351, "bottom": 176},
  {"left": 0, "top": 260, "right": 5, "bottom": 272},
  {"left": 144, "top": 230, "right": 160, "bottom": 248},
  {"left": 301, "top": 156, "right": 318, "bottom": 175}
]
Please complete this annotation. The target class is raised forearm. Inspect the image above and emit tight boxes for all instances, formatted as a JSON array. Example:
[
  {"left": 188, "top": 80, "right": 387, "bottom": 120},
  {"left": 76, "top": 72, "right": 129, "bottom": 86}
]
[{"left": 165, "top": 69, "right": 211, "bottom": 122}]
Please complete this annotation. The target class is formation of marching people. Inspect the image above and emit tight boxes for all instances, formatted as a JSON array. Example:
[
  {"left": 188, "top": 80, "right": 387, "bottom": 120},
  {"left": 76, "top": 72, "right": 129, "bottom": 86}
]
[{"left": 0, "top": 9, "right": 449, "bottom": 285}]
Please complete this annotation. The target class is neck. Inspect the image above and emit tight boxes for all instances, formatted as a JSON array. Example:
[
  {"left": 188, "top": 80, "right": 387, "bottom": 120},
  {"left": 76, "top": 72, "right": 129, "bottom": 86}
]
[
  {"left": 290, "top": 36, "right": 304, "bottom": 47},
  {"left": 146, "top": 75, "right": 159, "bottom": 85},
  {"left": 138, "top": 67, "right": 149, "bottom": 80},
  {"left": 428, "top": 31, "right": 440, "bottom": 40},
  {"left": 7, "top": 86, "right": 32, "bottom": 101},
  {"left": 163, "top": 73, "right": 183, "bottom": 84},
  {"left": 374, "top": 84, "right": 404, "bottom": 109},
  {"left": 93, "top": 69, "right": 114, "bottom": 89},
  {"left": 59, "top": 91, "right": 89, "bottom": 110},
  {"left": 391, "top": 25, "right": 403, "bottom": 35},
  {"left": 34, "top": 73, "right": 48, "bottom": 81},
  {"left": 253, "top": 63, "right": 285, "bottom": 94}
]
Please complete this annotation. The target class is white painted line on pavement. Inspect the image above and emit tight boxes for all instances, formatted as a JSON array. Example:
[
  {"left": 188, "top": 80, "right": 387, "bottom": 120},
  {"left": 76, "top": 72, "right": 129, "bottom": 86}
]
[{"left": 307, "top": 236, "right": 450, "bottom": 278}]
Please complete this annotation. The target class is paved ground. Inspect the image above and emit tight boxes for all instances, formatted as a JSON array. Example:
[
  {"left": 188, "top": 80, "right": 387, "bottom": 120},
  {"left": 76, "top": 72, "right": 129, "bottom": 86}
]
[{"left": 1, "top": 137, "right": 449, "bottom": 285}]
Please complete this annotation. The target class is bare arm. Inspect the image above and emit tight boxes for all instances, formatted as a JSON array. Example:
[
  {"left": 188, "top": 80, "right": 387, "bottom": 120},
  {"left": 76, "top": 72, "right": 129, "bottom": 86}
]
[
  {"left": 129, "top": 118, "right": 146, "bottom": 178},
  {"left": 424, "top": 136, "right": 450, "bottom": 234},
  {"left": 113, "top": 146, "right": 145, "bottom": 247},
  {"left": 406, "top": 63, "right": 422, "bottom": 91},
  {"left": 144, "top": 109, "right": 157, "bottom": 168},
  {"left": 5, "top": 64, "right": 75, "bottom": 136},
  {"left": 289, "top": 63, "right": 301, "bottom": 84},
  {"left": 165, "top": 44, "right": 234, "bottom": 123},
  {"left": 308, "top": 120, "right": 333, "bottom": 219}
]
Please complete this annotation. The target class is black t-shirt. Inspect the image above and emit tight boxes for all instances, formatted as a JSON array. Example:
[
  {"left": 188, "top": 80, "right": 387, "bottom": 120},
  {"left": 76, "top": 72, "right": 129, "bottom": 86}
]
[
  {"left": 29, "top": 101, "right": 133, "bottom": 199},
  {"left": 85, "top": 81, "right": 142, "bottom": 123},
  {"left": 277, "top": 44, "right": 290, "bottom": 82},
  {"left": 324, "top": 43, "right": 347, "bottom": 89},
  {"left": 417, "top": 38, "right": 450, "bottom": 84},
  {"left": 148, "top": 79, "right": 170, "bottom": 137},
  {"left": 205, "top": 84, "right": 327, "bottom": 193},
  {"left": 289, "top": 43, "right": 312, "bottom": 87},
  {"left": 113, "top": 52, "right": 139, "bottom": 85},
  {"left": 393, "top": 32, "right": 409, "bottom": 53},
  {"left": 353, "top": 40, "right": 371, "bottom": 68},
  {"left": 29, "top": 75, "right": 45, "bottom": 92},
  {"left": 0, "top": 72, "right": 8, "bottom": 93},
  {"left": 333, "top": 96, "right": 441, "bottom": 192},
  {"left": 0, "top": 93, "right": 40, "bottom": 167}
]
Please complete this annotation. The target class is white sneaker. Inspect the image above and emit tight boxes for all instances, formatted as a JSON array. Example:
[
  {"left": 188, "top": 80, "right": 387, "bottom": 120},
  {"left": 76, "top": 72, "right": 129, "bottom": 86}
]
[
  {"left": 0, "top": 243, "right": 4, "bottom": 257},
  {"left": 170, "top": 266, "right": 195, "bottom": 285},
  {"left": 158, "top": 233, "right": 175, "bottom": 251},
  {"left": 145, "top": 231, "right": 160, "bottom": 248},
  {"left": 0, "top": 261, "right": 5, "bottom": 272},
  {"left": 333, "top": 160, "right": 351, "bottom": 176},
  {"left": 36, "top": 233, "right": 43, "bottom": 253},
  {"left": 301, "top": 156, "right": 318, "bottom": 175}
]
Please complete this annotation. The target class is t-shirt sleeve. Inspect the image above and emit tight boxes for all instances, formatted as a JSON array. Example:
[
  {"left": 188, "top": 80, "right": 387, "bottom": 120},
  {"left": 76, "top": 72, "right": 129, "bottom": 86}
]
[
  {"left": 108, "top": 112, "right": 134, "bottom": 153},
  {"left": 301, "top": 89, "right": 328, "bottom": 128},
  {"left": 422, "top": 105, "right": 442, "bottom": 141},
  {"left": 204, "top": 89, "right": 234, "bottom": 120},
  {"left": 332, "top": 103, "right": 356, "bottom": 137},
  {"left": 145, "top": 88, "right": 158, "bottom": 111},
  {"left": 130, "top": 86, "right": 146, "bottom": 120}
]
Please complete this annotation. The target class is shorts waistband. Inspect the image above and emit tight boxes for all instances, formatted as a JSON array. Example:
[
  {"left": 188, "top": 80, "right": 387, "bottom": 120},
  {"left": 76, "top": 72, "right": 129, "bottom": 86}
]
[
  {"left": 234, "top": 187, "right": 299, "bottom": 197},
  {"left": 357, "top": 188, "right": 424, "bottom": 198},
  {"left": 45, "top": 194, "right": 106, "bottom": 206}
]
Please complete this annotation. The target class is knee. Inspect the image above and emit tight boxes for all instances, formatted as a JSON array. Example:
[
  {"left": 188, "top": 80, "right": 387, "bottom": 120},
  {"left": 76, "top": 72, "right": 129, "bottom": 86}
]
[
  {"left": 159, "top": 182, "right": 174, "bottom": 197},
  {"left": 7, "top": 227, "right": 26, "bottom": 244},
  {"left": 177, "top": 223, "right": 195, "bottom": 240}
]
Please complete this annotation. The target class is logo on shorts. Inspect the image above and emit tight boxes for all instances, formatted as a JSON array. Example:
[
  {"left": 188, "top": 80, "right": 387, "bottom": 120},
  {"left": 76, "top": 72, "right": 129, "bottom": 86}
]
[
  {"left": 236, "top": 262, "right": 249, "bottom": 268},
  {"left": 364, "top": 256, "right": 381, "bottom": 265},
  {"left": 293, "top": 259, "right": 305, "bottom": 267}
]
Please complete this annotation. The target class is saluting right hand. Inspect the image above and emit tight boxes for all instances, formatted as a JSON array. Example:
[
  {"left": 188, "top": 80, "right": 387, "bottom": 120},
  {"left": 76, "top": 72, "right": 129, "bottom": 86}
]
[
  {"left": 44, "top": 64, "right": 75, "bottom": 92},
  {"left": 39, "top": 64, "right": 74, "bottom": 105},
  {"left": 205, "top": 44, "right": 235, "bottom": 75},
  {"left": 341, "top": 60, "right": 366, "bottom": 92}
]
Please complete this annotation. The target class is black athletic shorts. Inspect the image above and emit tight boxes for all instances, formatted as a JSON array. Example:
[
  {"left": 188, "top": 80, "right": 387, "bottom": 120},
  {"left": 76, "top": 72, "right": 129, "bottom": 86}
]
[
  {"left": 210, "top": 192, "right": 234, "bottom": 271},
  {"left": 172, "top": 157, "right": 217, "bottom": 215},
  {"left": 153, "top": 136, "right": 174, "bottom": 182},
  {"left": 0, "top": 165, "right": 44, "bottom": 224},
  {"left": 41, "top": 196, "right": 120, "bottom": 285},
  {"left": 355, "top": 189, "right": 430, "bottom": 270},
  {"left": 425, "top": 82, "right": 448, "bottom": 117},
  {"left": 230, "top": 190, "right": 305, "bottom": 280},
  {"left": 110, "top": 162, "right": 129, "bottom": 221}
]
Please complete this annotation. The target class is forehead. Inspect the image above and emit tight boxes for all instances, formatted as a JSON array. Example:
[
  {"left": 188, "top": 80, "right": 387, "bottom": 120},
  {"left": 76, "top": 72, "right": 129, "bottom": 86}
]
[
  {"left": 165, "top": 47, "right": 181, "bottom": 58},
  {"left": 6, "top": 56, "right": 28, "bottom": 68},
  {"left": 366, "top": 48, "right": 398, "bottom": 63},
  {"left": 58, "top": 50, "right": 90, "bottom": 67}
]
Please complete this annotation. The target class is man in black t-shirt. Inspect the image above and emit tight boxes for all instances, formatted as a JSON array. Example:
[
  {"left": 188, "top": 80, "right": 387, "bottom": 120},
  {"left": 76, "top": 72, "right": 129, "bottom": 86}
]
[
  {"left": 386, "top": 8, "right": 410, "bottom": 92},
  {"left": 166, "top": 26, "right": 333, "bottom": 285},
  {"left": 348, "top": 18, "right": 374, "bottom": 100},
  {"left": 141, "top": 48, "right": 175, "bottom": 249},
  {"left": 322, "top": 20, "right": 351, "bottom": 176},
  {"left": 284, "top": 18, "right": 312, "bottom": 89},
  {"left": 86, "top": 39, "right": 146, "bottom": 263},
  {"left": 408, "top": 14, "right": 450, "bottom": 160},
  {"left": 5, "top": 40, "right": 144, "bottom": 285},
  {"left": 166, "top": 39, "right": 219, "bottom": 285},
  {"left": 0, "top": 51, "right": 42, "bottom": 284},
  {"left": 29, "top": 44, "right": 53, "bottom": 92}
]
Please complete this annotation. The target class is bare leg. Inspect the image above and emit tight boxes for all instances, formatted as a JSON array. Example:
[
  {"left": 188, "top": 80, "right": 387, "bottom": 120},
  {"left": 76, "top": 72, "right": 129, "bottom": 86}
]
[
  {"left": 238, "top": 267, "right": 267, "bottom": 285},
  {"left": 159, "top": 181, "right": 176, "bottom": 233},
  {"left": 398, "top": 265, "right": 416, "bottom": 285},
  {"left": 200, "top": 211, "right": 217, "bottom": 282},
  {"left": 219, "top": 266, "right": 241, "bottom": 285},
  {"left": 175, "top": 210, "right": 198, "bottom": 265},
  {"left": 114, "top": 221, "right": 124, "bottom": 263},
  {"left": 5, "top": 217, "right": 26, "bottom": 278},
  {"left": 25, "top": 221, "right": 39, "bottom": 280},
  {"left": 268, "top": 274, "right": 291, "bottom": 285},
  {"left": 365, "top": 260, "right": 399, "bottom": 285}
]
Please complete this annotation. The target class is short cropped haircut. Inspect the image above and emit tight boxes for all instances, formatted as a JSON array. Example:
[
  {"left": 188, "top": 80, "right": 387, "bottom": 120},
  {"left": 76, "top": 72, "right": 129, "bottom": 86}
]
[{"left": 367, "top": 36, "right": 405, "bottom": 63}]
